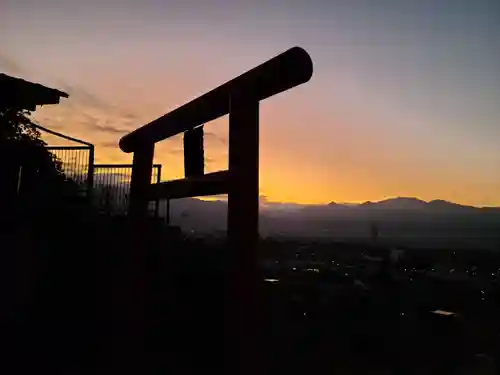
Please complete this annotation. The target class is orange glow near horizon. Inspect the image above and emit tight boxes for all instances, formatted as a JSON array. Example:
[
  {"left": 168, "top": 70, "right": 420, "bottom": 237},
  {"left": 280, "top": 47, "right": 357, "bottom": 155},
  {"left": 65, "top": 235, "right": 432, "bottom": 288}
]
[
  {"left": 32, "top": 99, "right": 500, "bottom": 208},
  {"left": 3, "top": 0, "right": 500, "bottom": 209}
]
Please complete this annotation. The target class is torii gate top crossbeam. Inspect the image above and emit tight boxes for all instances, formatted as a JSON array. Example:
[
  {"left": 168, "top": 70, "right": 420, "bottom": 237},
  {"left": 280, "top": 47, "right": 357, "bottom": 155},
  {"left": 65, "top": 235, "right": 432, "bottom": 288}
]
[{"left": 119, "top": 46, "right": 313, "bottom": 153}]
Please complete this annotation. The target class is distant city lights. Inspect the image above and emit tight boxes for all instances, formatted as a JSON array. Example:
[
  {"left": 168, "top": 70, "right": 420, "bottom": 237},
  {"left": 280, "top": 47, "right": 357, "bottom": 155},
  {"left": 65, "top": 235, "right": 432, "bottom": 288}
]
[
  {"left": 264, "top": 278, "right": 279, "bottom": 283},
  {"left": 306, "top": 268, "right": 320, "bottom": 273},
  {"left": 432, "top": 310, "right": 456, "bottom": 317}
]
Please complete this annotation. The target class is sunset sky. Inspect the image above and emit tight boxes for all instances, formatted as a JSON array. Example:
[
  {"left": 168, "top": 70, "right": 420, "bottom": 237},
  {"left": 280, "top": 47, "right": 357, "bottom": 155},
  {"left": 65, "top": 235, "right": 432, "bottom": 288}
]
[{"left": 2, "top": 0, "right": 499, "bottom": 206}]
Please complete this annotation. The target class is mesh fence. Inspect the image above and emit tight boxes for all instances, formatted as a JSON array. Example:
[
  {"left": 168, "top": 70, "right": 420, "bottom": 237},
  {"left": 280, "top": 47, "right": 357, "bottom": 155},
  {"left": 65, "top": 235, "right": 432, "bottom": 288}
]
[
  {"left": 93, "top": 164, "right": 162, "bottom": 217},
  {"left": 46, "top": 146, "right": 92, "bottom": 197}
]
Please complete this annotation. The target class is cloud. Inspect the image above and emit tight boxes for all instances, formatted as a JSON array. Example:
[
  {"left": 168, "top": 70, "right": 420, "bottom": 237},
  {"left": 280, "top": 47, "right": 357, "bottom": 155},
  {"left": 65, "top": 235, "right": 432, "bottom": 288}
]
[
  {"left": 259, "top": 195, "right": 269, "bottom": 204},
  {"left": 60, "top": 105, "right": 135, "bottom": 136},
  {"left": 0, "top": 53, "right": 26, "bottom": 75},
  {"left": 100, "top": 141, "right": 120, "bottom": 148},
  {"left": 49, "top": 78, "right": 141, "bottom": 125},
  {"left": 34, "top": 80, "right": 227, "bottom": 152},
  {"left": 30, "top": 75, "right": 228, "bottom": 176},
  {"left": 204, "top": 131, "right": 227, "bottom": 145},
  {"left": 89, "top": 122, "right": 130, "bottom": 135},
  {"left": 153, "top": 146, "right": 223, "bottom": 167},
  {"left": 164, "top": 148, "right": 184, "bottom": 155},
  {"left": 204, "top": 156, "right": 219, "bottom": 167},
  {"left": 55, "top": 81, "right": 115, "bottom": 111}
]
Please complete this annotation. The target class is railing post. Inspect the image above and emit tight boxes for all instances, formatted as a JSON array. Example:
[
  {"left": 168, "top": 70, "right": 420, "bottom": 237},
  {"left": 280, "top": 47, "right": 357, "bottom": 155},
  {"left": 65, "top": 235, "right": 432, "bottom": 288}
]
[
  {"left": 87, "top": 145, "right": 95, "bottom": 204},
  {"left": 227, "top": 95, "right": 260, "bottom": 374}
]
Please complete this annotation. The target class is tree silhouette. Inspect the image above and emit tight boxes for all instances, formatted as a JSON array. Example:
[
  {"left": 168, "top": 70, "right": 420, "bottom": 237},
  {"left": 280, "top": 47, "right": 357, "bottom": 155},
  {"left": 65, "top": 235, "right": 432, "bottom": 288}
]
[{"left": 0, "top": 106, "right": 80, "bottom": 222}]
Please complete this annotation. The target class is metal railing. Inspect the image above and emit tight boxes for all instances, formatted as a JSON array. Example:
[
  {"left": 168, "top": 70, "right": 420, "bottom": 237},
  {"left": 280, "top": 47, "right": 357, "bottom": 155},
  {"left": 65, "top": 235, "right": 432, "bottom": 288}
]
[
  {"left": 93, "top": 164, "right": 163, "bottom": 218},
  {"left": 28, "top": 121, "right": 170, "bottom": 219},
  {"left": 33, "top": 122, "right": 94, "bottom": 198},
  {"left": 46, "top": 146, "right": 93, "bottom": 196}
]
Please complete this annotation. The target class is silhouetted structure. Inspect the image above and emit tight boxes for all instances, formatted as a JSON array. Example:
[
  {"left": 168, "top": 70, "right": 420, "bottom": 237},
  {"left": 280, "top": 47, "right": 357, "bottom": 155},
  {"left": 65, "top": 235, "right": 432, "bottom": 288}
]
[
  {"left": 2, "top": 58, "right": 499, "bottom": 375},
  {"left": 0, "top": 74, "right": 69, "bottom": 222},
  {"left": 35, "top": 123, "right": 95, "bottom": 198},
  {"left": 119, "top": 46, "right": 313, "bottom": 373},
  {"left": 0, "top": 73, "right": 68, "bottom": 110},
  {"left": 92, "top": 164, "right": 163, "bottom": 218}
]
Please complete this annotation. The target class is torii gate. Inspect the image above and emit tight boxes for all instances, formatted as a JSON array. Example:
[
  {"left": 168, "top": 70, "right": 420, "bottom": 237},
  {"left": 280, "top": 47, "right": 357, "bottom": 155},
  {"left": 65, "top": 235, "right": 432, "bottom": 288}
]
[
  {"left": 120, "top": 46, "right": 313, "bottom": 249},
  {"left": 118, "top": 46, "right": 313, "bottom": 372}
]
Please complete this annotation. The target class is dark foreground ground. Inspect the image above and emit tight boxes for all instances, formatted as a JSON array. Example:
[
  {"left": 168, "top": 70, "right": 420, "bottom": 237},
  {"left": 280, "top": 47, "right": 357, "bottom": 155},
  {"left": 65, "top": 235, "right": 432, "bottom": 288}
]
[{"left": 1, "top": 209, "right": 499, "bottom": 374}]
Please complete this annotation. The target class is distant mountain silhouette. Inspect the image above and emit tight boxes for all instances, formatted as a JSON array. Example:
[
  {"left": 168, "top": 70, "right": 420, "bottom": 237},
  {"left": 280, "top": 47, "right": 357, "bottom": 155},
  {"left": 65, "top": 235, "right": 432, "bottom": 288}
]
[
  {"left": 361, "top": 197, "right": 428, "bottom": 210},
  {"left": 84, "top": 184, "right": 500, "bottom": 249},
  {"left": 327, "top": 197, "right": 500, "bottom": 212}
]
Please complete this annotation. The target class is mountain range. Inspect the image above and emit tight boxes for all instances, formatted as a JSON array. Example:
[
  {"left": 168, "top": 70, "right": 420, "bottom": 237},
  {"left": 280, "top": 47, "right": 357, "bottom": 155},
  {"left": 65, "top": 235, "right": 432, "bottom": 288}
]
[
  {"left": 163, "top": 196, "right": 500, "bottom": 249},
  {"left": 330, "top": 197, "right": 499, "bottom": 212},
  {"left": 92, "top": 183, "right": 500, "bottom": 250}
]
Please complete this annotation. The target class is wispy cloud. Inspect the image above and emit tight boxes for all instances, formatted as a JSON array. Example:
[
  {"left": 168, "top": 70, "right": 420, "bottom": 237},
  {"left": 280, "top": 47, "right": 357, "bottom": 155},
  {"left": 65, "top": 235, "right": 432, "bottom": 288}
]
[
  {"left": 100, "top": 141, "right": 120, "bottom": 148},
  {"left": 88, "top": 122, "right": 131, "bottom": 135},
  {"left": 30, "top": 74, "right": 228, "bottom": 182},
  {"left": 56, "top": 82, "right": 114, "bottom": 111},
  {"left": 163, "top": 148, "right": 184, "bottom": 155},
  {"left": 50, "top": 103, "right": 136, "bottom": 136},
  {"left": 204, "top": 131, "right": 227, "bottom": 145},
  {"left": 55, "top": 81, "right": 138, "bottom": 119},
  {"left": 0, "top": 53, "right": 27, "bottom": 75}
]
